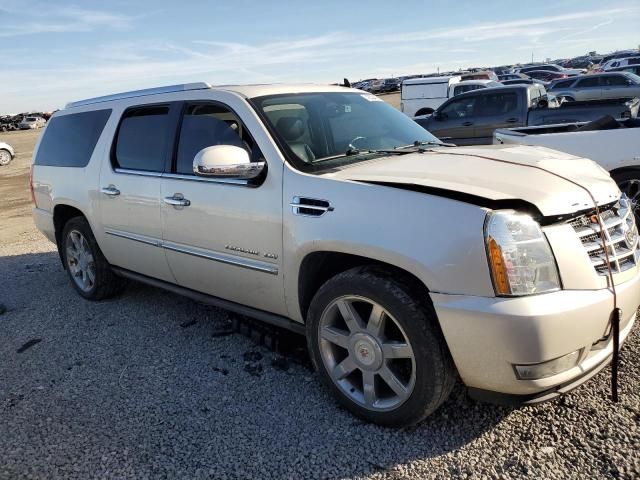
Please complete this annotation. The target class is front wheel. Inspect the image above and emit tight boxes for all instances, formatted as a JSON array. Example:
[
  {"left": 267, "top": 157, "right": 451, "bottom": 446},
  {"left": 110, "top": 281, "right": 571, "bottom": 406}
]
[
  {"left": 0, "top": 149, "right": 12, "bottom": 166},
  {"left": 613, "top": 171, "right": 640, "bottom": 224},
  {"left": 306, "top": 267, "right": 455, "bottom": 427}
]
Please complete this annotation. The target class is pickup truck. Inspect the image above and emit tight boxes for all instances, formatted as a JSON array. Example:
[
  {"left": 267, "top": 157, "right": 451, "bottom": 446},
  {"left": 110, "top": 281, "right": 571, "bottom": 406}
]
[
  {"left": 31, "top": 82, "right": 640, "bottom": 428},
  {"left": 494, "top": 116, "right": 640, "bottom": 220},
  {"left": 400, "top": 76, "right": 501, "bottom": 117},
  {"left": 414, "top": 84, "right": 639, "bottom": 145}
]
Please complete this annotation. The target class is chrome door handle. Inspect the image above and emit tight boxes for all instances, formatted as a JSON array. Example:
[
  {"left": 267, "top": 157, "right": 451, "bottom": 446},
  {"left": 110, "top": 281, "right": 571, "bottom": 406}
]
[
  {"left": 100, "top": 186, "right": 120, "bottom": 196},
  {"left": 164, "top": 195, "right": 191, "bottom": 207}
]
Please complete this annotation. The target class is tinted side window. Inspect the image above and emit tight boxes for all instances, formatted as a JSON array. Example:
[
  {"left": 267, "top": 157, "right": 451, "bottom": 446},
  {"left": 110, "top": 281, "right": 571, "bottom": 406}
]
[
  {"left": 34, "top": 110, "right": 111, "bottom": 167},
  {"left": 551, "top": 79, "right": 575, "bottom": 89},
  {"left": 576, "top": 77, "right": 601, "bottom": 88},
  {"left": 480, "top": 92, "right": 518, "bottom": 115},
  {"left": 114, "top": 105, "right": 171, "bottom": 172},
  {"left": 440, "top": 95, "right": 479, "bottom": 118},
  {"left": 629, "top": 58, "right": 640, "bottom": 65},
  {"left": 602, "top": 75, "right": 629, "bottom": 87},
  {"left": 175, "top": 103, "right": 259, "bottom": 175},
  {"left": 453, "top": 84, "right": 483, "bottom": 96}
]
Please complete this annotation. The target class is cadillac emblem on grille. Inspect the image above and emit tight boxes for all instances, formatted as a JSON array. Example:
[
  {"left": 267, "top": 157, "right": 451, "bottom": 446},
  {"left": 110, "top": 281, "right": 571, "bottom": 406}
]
[{"left": 569, "top": 195, "right": 640, "bottom": 276}]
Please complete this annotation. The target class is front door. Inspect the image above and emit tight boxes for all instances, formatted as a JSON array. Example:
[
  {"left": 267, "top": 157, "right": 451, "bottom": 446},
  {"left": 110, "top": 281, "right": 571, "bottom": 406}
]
[
  {"left": 98, "top": 103, "right": 179, "bottom": 282},
  {"left": 160, "top": 97, "right": 286, "bottom": 316},
  {"left": 431, "top": 94, "right": 480, "bottom": 144}
]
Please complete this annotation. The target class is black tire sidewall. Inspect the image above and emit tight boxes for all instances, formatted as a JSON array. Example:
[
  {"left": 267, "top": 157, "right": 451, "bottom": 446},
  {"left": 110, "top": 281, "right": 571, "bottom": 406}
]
[
  {"left": 61, "top": 217, "right": 105, "bottom": 300},
  {"left": 306, "top": 267, "right": 454, "bottom": 428}
]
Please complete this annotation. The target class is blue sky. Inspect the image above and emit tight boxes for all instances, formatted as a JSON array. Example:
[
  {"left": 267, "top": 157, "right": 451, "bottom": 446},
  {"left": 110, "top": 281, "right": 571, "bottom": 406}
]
[{"left": 1, "top": 0, "right": 638, "bottom": 112}]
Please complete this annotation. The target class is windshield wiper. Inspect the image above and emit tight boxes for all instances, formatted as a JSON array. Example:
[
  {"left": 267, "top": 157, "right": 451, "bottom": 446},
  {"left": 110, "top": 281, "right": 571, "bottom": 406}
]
[{"left": 394, "top": 140, "right": 456, "bottom": 150}]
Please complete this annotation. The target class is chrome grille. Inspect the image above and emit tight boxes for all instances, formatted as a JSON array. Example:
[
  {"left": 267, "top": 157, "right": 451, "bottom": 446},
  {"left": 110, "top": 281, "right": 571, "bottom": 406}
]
[{"left": 569, "top": 196, "right": 640, "bottom": 275}]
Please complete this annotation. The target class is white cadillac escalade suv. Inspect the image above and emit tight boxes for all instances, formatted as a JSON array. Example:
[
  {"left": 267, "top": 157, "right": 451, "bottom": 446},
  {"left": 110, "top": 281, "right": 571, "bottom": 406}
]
[{"left": 31, "top": 83, "right": 640, "bottom": 427}]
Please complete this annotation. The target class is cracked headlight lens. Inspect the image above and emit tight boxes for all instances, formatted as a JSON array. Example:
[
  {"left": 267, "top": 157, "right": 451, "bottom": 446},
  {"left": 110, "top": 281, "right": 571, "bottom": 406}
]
[{"left": 485, "top": 211, "right": 560, "bottom": 296}]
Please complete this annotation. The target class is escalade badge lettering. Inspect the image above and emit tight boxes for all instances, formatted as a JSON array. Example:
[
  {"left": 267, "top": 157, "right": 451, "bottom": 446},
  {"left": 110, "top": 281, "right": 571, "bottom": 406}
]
[{"left": 225, "top": 245, "right": 260, "bottom": 256}]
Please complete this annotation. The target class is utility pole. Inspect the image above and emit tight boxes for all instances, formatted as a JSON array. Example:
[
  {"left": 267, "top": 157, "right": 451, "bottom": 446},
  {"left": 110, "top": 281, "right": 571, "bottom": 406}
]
[{"left": 531, "top": 51, "right": 534, "bottom": 63}]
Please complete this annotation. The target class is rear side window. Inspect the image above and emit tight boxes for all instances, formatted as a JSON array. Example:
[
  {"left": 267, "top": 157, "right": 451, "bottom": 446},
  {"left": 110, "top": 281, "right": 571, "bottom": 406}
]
[
  {"left": 114, "top": 105, "right": 171, "bottom": 172},
  {"left": 602, "top": 75, "right": 630, "bottom": 87},
  {"left": 576, "top": 77, "right": 601, "bottom": 88},
  {"left": 480, "top": 92, "right": 518, "bottom": 115},
  {"left": 34, "top": 110, "right": 111, "bottom": 167},
  {"left": 551, "top": 79, "right": 575, "bottom": 89}
]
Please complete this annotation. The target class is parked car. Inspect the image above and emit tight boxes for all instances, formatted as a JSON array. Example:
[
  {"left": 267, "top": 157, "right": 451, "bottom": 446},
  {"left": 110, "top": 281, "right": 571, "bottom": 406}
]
[
  {"left": 400, "top": 77, "right": 500, "bottom": 117},
  {"left": 597, "top": 56, "right": 640, "bottom": 72},
  {"left": 500, "top": 78, "right": 546, "bottom": 86},
  {"left": 498, "top": 73, "right": 527, "bottom": 81},
  {"left": 414, "top": 85, "right": 639, "bottom": 145},
  {"left": 460, "top": 70, "right": 498, "bottom": 81},
  {"left": 515, "top": 64, "right": 585, "bottom": 76},
  {"left": 0, "top": 141, "right": 14, "bottom": 166},
  {"left": 548, "top": 72, "right": 640, "bottom": 102},
  {"left": 18, "top": 116, "right": 46, "bottom": 129},
  {"left": 380, "top": 78, "right": 400, "bottom": 92},
  {"left": 31, "top": 82, "right": 640, "bottom": 427},
  {"left": 525, "top": 70, "right": 568, "bottom": 82},
  {"left": 494, "top": 116, "right": 640, "bottom": 220},
  {"left": 609, "top": 65, "right": 640, "bottom": 76}
]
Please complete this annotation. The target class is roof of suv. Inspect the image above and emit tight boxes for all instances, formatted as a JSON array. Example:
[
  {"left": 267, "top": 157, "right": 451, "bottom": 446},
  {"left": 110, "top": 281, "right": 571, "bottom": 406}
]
[{"left": 66, "top": 83, "right": 355, "bottom": 109}]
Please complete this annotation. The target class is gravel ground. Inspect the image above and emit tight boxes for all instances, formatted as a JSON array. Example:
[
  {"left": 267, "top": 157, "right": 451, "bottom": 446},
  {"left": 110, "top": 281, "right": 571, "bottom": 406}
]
[{"left": 1, "top": 131, "right": 639, "bottom": 479}]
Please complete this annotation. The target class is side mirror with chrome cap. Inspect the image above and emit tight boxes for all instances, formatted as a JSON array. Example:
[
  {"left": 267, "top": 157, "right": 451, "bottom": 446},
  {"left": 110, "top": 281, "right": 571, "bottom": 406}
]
[{"left": 193, "top": 145, "right": 266, "bottom": 180}]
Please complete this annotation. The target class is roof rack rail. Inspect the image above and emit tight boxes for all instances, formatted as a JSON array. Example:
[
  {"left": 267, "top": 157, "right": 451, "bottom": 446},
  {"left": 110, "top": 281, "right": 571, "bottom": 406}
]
[{"left": 65, "top": 82, "right": 213, "bottom": 109}]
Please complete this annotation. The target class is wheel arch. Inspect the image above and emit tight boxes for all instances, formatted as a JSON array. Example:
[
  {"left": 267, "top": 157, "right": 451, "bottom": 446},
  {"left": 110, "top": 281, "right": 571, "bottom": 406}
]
[
  {"left": 297, "top": 251, "right": 432, "bottom": 323},
  {"left": 53, "top": 204, "right": 89, "bottom": 267},
  {"left": 415, "top": 107, "right": 435, "bottom": 116},
  {"left": 609, "top": 165, "right": 640, "bottom": 179}
]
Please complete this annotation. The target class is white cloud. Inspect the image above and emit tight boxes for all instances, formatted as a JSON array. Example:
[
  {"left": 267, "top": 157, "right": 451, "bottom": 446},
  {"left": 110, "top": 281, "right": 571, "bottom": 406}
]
[
  {"left": 1, "top": 4, "right": 639, "bottom": 111},
  {"left": 0, "top": 2, "right": 133, "bottom": 37}
]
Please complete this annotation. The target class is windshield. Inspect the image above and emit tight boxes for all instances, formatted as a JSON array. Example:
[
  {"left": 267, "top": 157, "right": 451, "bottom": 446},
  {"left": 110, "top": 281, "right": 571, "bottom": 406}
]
[{"left": 251, "top": 92, "right": 441, "bottom": 170}]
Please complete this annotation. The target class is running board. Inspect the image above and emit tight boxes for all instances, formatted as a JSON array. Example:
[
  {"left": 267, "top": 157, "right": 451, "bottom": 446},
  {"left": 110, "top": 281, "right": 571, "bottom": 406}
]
[{"left": 111, "top": 267, "right": 306, "bottom": 335}]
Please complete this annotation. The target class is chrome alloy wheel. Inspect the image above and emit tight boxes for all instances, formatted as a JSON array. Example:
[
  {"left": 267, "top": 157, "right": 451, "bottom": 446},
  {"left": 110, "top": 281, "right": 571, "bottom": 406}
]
[
  {"left": 65, "top": 230, "right": 96, "bottom": 292},
  {"left": 0, "top": 149, "right": 12, "bottom": 166},
  {"left": 318, "top": 296, "right": 416, "bottom": 412},
  {"left": 618, "top": 179, "right": 640, "bottom": 223}
]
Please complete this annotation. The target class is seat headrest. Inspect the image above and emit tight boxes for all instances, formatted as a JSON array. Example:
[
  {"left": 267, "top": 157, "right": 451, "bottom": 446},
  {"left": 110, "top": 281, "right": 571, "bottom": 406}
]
[{"left": 276, "top": 117, "right": 305, "bottom": 141}]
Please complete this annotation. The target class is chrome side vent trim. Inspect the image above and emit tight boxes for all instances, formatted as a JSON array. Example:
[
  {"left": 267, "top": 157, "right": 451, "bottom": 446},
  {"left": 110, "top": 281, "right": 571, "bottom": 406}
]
[{"left": 290, "top": 197, "right": 333, "bottom": 217}]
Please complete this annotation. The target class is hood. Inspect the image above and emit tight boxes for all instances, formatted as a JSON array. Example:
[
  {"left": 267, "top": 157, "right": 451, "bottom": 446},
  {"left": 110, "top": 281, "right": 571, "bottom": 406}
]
[{"left": 322, "top": 145, "right": 619, "bottom": 217}]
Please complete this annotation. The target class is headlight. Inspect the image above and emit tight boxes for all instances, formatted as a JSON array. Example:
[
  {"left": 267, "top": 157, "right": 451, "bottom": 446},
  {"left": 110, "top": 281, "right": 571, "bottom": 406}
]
[{"left": 485, "top": 211, "right": 560, "bottom": 296}]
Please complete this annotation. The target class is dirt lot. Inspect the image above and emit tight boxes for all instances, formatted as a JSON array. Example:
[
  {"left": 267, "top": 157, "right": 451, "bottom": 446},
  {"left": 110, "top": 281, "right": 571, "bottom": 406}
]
[
  {"left": 0, "top": 129, "right": 42, "bottom": 246},
  {"left": 1, "top": 125, "right": 639, "bottom": 479}
]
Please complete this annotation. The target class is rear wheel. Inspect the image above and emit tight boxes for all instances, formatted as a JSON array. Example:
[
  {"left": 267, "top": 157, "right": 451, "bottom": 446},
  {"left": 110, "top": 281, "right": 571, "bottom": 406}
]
[
  {"left": 0, "top": 149, "right": 12, "bottom": 166},
  {"left": 306, "top": 267, "right": 455, "bottom": 427},
  {"left": 61, "top": 216, "right": 125, "bottom": 300}
]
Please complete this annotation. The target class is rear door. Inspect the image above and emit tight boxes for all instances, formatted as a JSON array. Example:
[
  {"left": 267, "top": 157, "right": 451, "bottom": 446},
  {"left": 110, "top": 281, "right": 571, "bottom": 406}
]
[
  {"left": 572, "top": 75, "right": 603, "bottom": 100},
  {"left": 98, "top": 103, "right": 179, "bottom": 282},
  {"left": 601, "top": 74, "right": 636, "bottom": 99},
  {"left": 430, "top": 94, "right": 481, "bottom": 144},
  {"left": 473, "top": 90, "right": 523, "bottom": 143}
]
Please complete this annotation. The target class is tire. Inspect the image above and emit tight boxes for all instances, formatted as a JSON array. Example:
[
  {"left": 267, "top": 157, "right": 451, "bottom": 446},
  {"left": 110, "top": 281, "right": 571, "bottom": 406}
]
[
  {"left": 306, "top": 266, "right": 455, "bottom": 427},
  {"left": 612, "top": 170, "right": 640, "bottom": 224},
  {"left": 0, "top": 149, "right": 12, "bottom": 166},
  {"left": 61, "top": 216, "right": 125, "bottom": 300},
  {"left": 415, "top": 108, "right": 434, "bottom": 117}
]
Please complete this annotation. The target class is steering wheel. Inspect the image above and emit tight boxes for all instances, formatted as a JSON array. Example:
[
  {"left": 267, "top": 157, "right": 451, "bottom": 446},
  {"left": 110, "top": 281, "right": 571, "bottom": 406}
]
[{"left": 348, "top": 136, "right": 367, "bottom": 151}]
